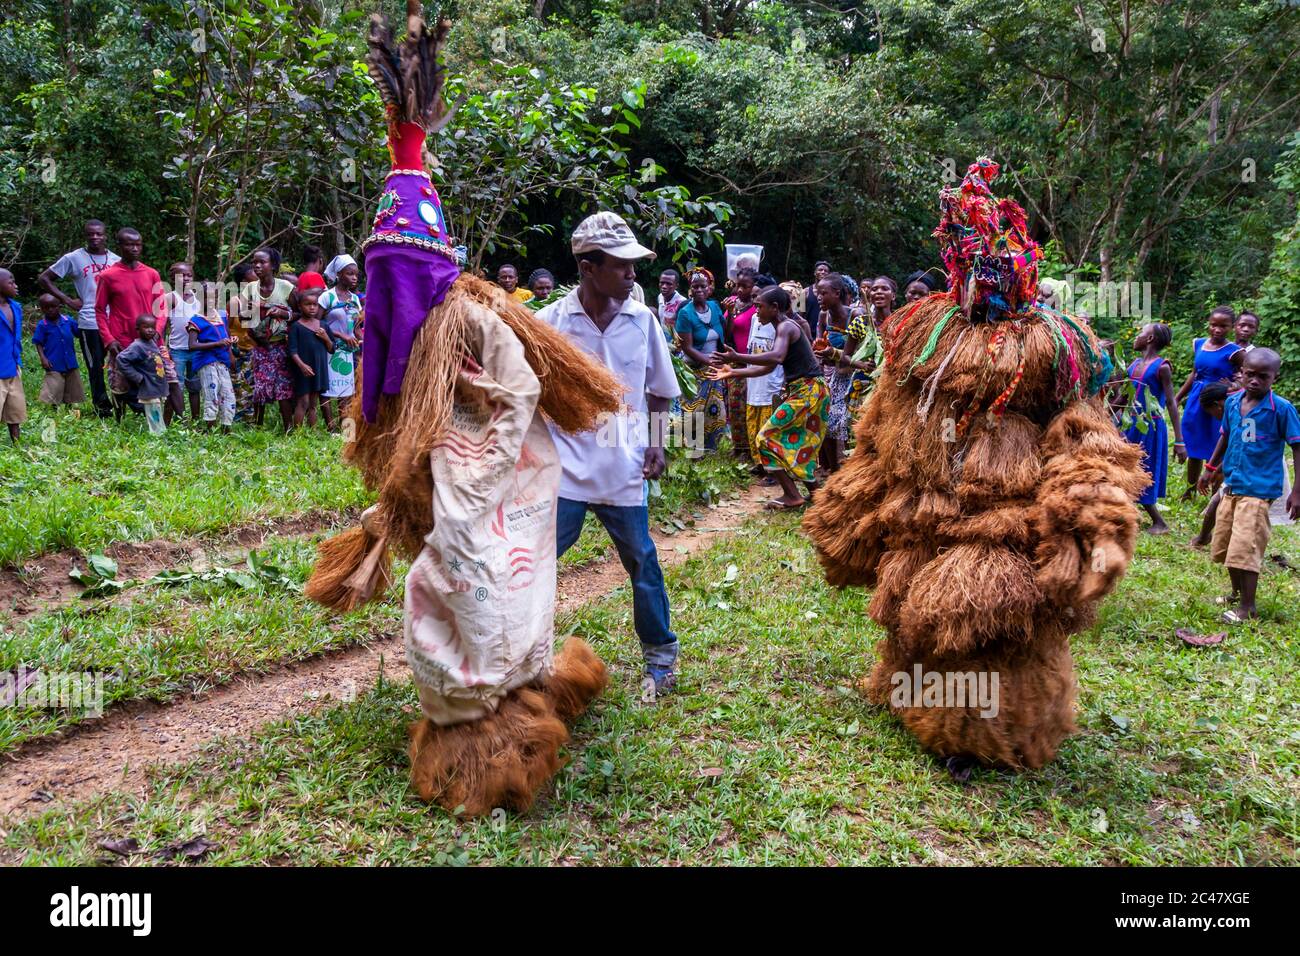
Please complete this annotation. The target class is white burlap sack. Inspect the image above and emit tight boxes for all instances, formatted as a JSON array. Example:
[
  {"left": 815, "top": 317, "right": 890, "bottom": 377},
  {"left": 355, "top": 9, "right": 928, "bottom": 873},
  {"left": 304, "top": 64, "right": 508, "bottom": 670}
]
[{"left": 403, "top": 309, "right": 562, "bottom": 725}]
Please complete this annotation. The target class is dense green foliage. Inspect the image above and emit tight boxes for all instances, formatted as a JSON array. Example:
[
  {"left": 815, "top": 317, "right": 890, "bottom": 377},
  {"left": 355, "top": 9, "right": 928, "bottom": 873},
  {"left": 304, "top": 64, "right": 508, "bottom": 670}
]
[
  {"left": 1, "top": 0, "right": 1297, "bottom": 343},
  {"left": 1253, "top": 132, "right": 1300, "bottom": 365}
]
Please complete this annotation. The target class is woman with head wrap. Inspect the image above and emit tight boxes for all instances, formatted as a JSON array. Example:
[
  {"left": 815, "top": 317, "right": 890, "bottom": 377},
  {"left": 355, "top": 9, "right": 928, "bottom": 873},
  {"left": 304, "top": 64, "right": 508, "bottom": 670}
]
[
  {"left": 318, "top": 254, "right": 363, "bottom": 431},
  {"left": 675, "top": 267, "right": 729, "bottom": 454}
]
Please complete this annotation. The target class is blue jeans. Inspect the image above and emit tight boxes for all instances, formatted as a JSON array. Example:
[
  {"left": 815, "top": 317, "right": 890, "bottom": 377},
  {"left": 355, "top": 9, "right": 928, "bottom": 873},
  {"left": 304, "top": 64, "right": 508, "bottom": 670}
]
[
  {"left": 171, "top": 348, "right": 200, "bottom": 392},
  {"left": 555, "top": 497, "right": 678, "bottom": 668}
]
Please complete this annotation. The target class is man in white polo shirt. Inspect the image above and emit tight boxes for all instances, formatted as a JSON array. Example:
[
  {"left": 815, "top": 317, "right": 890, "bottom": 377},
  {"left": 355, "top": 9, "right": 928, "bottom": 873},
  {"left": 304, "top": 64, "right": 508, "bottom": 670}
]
[
  {"left": 536, "top": 212, "right": 683, "bottom": 694},
  {"left": 39, "top": 219, "right": 120, "bottom": 417}
]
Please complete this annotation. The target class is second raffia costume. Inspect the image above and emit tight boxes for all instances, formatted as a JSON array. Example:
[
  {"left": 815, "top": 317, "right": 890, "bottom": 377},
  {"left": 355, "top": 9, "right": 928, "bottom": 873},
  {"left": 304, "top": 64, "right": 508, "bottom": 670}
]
[
  {"left": 306, "top": 5, "right": 625, "bottom": 816},
  {"left": 804, "top": 159, "right": 1149, "bottom": 773}
]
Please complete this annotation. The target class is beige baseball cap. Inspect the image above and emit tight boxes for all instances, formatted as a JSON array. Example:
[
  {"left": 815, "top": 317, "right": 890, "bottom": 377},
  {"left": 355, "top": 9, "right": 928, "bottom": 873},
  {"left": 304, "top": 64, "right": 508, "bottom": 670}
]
[{"left": 571, "top": 212, "right": 656, "bottom": 260}]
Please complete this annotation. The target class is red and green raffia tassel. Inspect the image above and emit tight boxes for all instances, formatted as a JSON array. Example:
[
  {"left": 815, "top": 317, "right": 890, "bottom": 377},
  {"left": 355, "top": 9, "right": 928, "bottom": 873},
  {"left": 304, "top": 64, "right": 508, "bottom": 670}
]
[
  {"left": 883, "top": 296, "right": 932, "bottom": 372},
  {"left": 899, "top": 306, "right": 960, "bottom": 386},
  {"left": 987, "top": 328, "right": 1027, "bottom": 420}
]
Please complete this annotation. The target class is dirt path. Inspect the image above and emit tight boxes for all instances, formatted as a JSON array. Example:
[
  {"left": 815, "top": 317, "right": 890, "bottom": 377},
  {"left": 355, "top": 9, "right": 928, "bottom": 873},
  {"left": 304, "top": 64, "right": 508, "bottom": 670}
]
[
  {"left": 0, "top": 485, "right": 769, "bottom": 821},
  {"left": 0, "top": 509, "right": 358, "bottom": 627}
]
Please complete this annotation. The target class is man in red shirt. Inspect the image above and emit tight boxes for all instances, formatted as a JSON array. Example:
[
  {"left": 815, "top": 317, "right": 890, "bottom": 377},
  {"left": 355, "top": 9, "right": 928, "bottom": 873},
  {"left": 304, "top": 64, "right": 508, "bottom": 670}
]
[
  {"left": 95, "top": 228, "right": 164, "bottom": 403},
  {"left": 95, "top": 228, "right": 164, "bottom": 355}
]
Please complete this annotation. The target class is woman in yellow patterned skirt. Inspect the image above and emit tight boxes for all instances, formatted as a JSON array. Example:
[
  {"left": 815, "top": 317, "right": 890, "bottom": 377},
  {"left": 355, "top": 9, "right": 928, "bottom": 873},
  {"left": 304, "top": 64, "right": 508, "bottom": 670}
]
[{"left": 707, "top": 286, "right": 828, "bottom": 509}]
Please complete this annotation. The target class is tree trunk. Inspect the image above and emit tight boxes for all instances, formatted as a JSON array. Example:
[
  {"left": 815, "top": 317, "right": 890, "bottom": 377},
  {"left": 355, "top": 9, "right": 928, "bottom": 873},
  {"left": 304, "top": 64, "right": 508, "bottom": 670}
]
[
  {"left": 62, "top": 0, "right": 77, "bottom": 78},
  {"left": 329, "top": 185, "right": 346, "bottom": 255}
]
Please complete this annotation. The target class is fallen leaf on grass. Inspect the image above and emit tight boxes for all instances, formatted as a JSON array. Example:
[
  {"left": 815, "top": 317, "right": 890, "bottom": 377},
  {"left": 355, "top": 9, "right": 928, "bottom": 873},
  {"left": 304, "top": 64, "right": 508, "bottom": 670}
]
[
  {"left": 155, "top": 837, "right": 218, "bottom": 861},
  {"left": 98, "top": 838, "right": 141, "bottom": 857},
  {"left": 79, "top": 577, "right": 135, "bottom": 599},
  {"left": 1176, "top": 628, "right": 1225, "bottom": 647}
]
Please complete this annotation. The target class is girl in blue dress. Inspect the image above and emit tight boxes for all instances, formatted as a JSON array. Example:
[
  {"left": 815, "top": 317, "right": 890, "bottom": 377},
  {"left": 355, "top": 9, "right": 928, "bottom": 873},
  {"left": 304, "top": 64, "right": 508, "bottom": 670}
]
[
  {"left": 1124, "top": 323, "right": 1186, "bottom": 534},
  {"left": 1175, "top": 306, "right": 1240, "bottom": 497}
]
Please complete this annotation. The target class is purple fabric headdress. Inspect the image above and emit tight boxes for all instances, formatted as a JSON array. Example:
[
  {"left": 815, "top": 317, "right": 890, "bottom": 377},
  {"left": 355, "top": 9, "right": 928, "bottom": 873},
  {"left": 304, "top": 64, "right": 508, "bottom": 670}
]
[{"left": 359, "top": 3, "right": 462, "bottom": 422}]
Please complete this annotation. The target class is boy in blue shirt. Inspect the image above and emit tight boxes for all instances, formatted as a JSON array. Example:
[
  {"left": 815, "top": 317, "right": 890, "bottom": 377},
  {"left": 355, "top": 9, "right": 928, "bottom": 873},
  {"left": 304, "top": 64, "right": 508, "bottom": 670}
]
[
  {"left": 1198, "top": 348, "right": 1300, "bottom": 622},
  {"left": 187, "top": 297, "right": 236, "bottom": 433},
  {"left": 0, "top": 268, "right": 25, "bottom": 442},
  {"left": 32, "top": 294, "right": 85, "bottom": 407}
]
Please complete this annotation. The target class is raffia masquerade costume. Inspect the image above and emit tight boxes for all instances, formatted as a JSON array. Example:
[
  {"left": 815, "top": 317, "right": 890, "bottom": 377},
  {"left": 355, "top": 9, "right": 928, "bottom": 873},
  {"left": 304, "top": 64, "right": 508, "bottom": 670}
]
[
  {"left": 803, "top": 159, "right": 1148, "bottom": 770},
  {"left": 306, "top": 5, "right": 624, "bottom": 816}
]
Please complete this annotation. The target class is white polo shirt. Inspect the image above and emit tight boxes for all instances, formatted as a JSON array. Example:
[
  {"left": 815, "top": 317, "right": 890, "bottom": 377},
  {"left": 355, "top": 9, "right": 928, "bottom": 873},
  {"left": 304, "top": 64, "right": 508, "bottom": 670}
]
[{"left": 537, "top": 289, "right": 681, "bottom": 507}]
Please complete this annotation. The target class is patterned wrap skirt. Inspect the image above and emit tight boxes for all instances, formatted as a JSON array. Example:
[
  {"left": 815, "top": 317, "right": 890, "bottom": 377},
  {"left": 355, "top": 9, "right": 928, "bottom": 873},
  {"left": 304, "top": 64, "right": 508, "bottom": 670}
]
[
  {"left": 746, "top": 402, "right": 777, "bottom": 466},
  {"left": 726, "top": 377, "right": 750, "bottom": 456},
  {"left": 232, "top": 345, "right": 256, "bottom": 422},
  {"left": 846, "top": 370, "right": 872, "bottom": 420},
  {"left": 252, "top": 342, "right": 294, "bottom": 404},
  {"left": 681, "top": 375, "right": 729, "bottom": 452},
  {"left": 756, "top": 376, "right": 830, "bottom": 483},
  {"left": 826, "top": 368, "right": 854, "bottom": 441}
]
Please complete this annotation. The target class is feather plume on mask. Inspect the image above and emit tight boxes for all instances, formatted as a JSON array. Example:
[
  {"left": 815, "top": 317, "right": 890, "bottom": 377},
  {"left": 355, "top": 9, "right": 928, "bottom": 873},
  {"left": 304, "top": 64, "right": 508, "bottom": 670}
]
[{"left": 366, "top": 2, "right": 462, "bottom": 138}]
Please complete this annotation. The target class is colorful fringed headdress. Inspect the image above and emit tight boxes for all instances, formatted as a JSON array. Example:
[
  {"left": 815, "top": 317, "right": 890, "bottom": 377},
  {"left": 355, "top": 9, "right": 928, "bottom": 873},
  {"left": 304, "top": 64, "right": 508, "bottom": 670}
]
[
  {"left": 362, "top": 2, "right": 460, "bottom": 263},
  {"left": 935, "top": 157, "right": 1041, "bottom": 323}
]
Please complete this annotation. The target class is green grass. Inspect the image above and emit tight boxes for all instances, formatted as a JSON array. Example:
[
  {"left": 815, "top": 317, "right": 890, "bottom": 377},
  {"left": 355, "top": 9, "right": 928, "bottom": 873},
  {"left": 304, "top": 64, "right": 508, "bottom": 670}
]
[
  {"left": 0, "top": 407, "right": 368, "bottom": 568},
  {"left": 5, "top": 486, "right": 1295, "bottom": 865},
  {"left": 0, "top": 534, "right": 400, "bottom": 752},
  {"left": 0, "top": 451, "right": 752, "bottom": 752}
]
